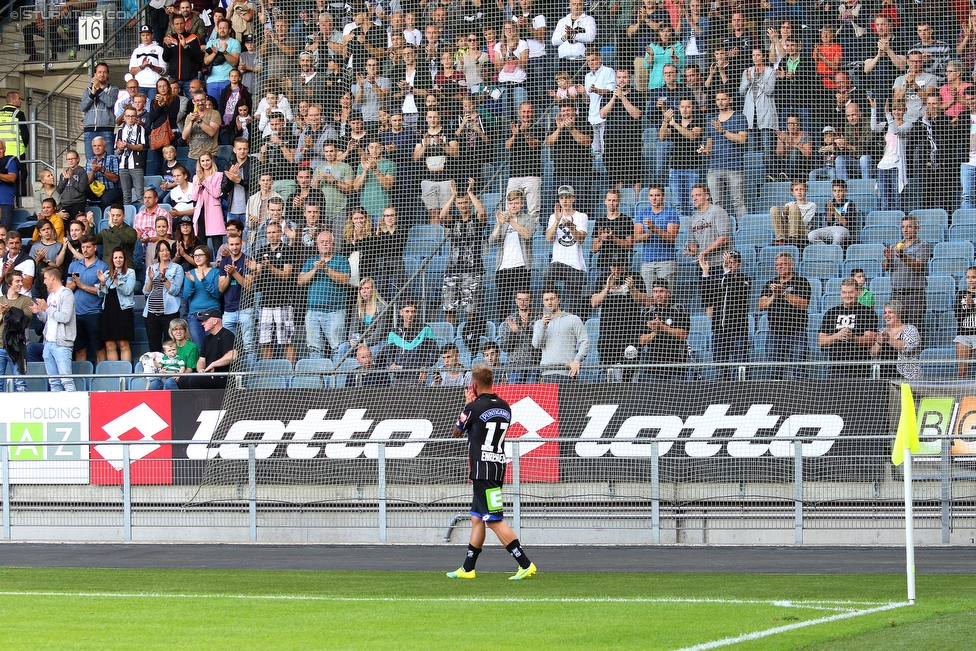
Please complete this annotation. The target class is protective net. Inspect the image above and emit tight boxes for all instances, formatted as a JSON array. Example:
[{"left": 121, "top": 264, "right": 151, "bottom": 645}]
[{"left": 172, "top": 4, "right": 976, "bottom": 540}]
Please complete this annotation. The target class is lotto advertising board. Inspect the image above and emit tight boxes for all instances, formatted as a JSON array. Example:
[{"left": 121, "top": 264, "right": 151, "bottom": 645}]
[
  {"left": 556, "top": 381, "right": 892, "bottom": 482},
  {"left": 89, "top": 392, "right": 173, "bottom": 485},
  {"left": 172, "top": 385, "right": 563, "bottom": 485},
  {"left": 0, "top": 393, "right": 90, "bottom": 484}
]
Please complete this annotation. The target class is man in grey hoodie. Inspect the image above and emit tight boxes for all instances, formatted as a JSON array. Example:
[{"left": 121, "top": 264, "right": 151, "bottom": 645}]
[{"left": 532, "top": 286, "right": 589, "bottom": 382}]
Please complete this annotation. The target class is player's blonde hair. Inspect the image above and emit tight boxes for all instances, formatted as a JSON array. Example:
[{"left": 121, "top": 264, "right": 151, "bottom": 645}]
[{"left": 471, "top": 363, "right": 493, "bottom": 389}]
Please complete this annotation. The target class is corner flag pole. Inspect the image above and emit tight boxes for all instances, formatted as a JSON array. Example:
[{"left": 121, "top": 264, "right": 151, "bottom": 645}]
[
  {"left": 903, "top": 446, "right": 915, "bottom": 605},
  {"left": 892, "top": 383, "right": 919, "bottom": 605}
]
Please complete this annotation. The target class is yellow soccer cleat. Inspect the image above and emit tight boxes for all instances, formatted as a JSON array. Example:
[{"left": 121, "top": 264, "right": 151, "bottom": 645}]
[
  {"left": 447, "top": 567, "right": 476, "bottom": 579},
  {"left": 509, "top": 563, "right": 537, "bottom": 580}
]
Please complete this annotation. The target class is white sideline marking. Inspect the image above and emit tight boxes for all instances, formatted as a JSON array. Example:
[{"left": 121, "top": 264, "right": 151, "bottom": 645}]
[
  {"left": 0, "top": 591, "right": 891, "bottom": 612},
  {"left": 670, "top": 601, "right": 911, "bottom": 651}
]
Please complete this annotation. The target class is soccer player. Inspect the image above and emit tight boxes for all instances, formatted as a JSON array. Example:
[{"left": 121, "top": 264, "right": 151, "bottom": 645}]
[{"left": 447, "top": 364, "right": 537, "bottom": 581}]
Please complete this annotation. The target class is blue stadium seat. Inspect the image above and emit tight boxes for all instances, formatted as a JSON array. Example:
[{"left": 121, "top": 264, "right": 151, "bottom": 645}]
[
  {"left": 143, "top": 175, "right": 163, "bottom": 191},
  {"left": 824, "top": 278, "right": 844, "bottom": 295},
  {"left": 925, "top": 311, "right": 957, "bottom": 348},
  {"left": 843, "top": 259, "right": 882, "bottom": 279},
  {"left": 96, "top": 360, "right": 132, "bottom": 375},
  {"left": 807, "top": 181, "right": 832, "bottom": 195},
  {"left": 25, "top": 362, "right": 48, "bottom": 392},
  {"left": 735, "top": 228, "right": 773, "bottom": 248},
  {"left": 847, "top": 180, "right": 877, "bottom": 194},
  {"left": 403, "top": 238, "right": 446, "bottom": 260},
  {"left": 481, "top": 192, "right": 501, "bottom": 218},
  {"left": 918, "top": 223, "right": 944, "bottom": 243},
  {"left": 920, "top": 347, "right": 957, "bottom": 381},
  {"left": 293, "top": 358, "right": 335, "bottom": 389},
  {"left": 926, "top": 289, "right": 953, "bottom": 313},
  {"left": 428, "top": 322, "right": 455, "bottom": 346},
  {"left": 70, "top": 361, "right": 93, "bottom": 390},
  {"left": 123, "top": 204, "right": 136, "bottom": 226},
  {"left": 934, "top": 241, "right": 975, "bottom": 261},
  {"left": 849, "top": 193, "right": 879, "bottom": 213},
  {"left": 860, "top": 224, "right": 899, "bottom": 245},
  {"left": 952, "top": 209, "right": 976, "bottom": 226},
  {"left": 930, "top": 257, "right": 971, "bottom": 280},
  {"left": 864, "top": 210, "right": 905, "bottom": 227},
  {"left": 845, "top": 243, "right": 885, "bottom": 262},
  {"left": 584, "top": 317, "right": 600, "bottom": 350},
  {"left": 869, "top": 276, "right": 891, "bottom": 294},
  {"left": 910, "top": 209, "right": 949, "bottom": 229},
  {"left": 12, "top": 208, "right": 31, "bottom": 226},
  {"left": 949, "top": 224, "right": 976, "bottom": 242},
  {"left": 90, "top": 376, "right": 125, "bottom": 391},
  {"left": 802, "top": 244, "right": 843, "bottom": 264},
  {"left": 738, "top": 213, "right": 772, "bottom": 231},
  {"left": 799, "top": 260, "right": 840, "bottom": 281},
  {"left": 409, "top": 225, "right": 445, "bottom": 241},
  {"left": 128, "top": 377, "right": 150, "bottom": 390},
  {"left": 248, "top": 359, "right": 292, "bottom": 388}
]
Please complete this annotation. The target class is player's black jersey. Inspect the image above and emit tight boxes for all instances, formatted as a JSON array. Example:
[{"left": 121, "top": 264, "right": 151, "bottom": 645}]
[{"left": 456, "top": 393, "right": 512, "bottom": 481}]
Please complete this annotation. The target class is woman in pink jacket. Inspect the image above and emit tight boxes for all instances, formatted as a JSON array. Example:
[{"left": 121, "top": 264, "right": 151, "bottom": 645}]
[{"left": 190, "top": 152, "right": 226, "bottom": 255}]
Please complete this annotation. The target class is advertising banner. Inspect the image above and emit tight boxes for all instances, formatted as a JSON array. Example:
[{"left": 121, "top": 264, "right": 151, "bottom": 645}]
[
  {"left": 898, "top": 386, "right": 976, "bottom": 479},
  {"left": 172, "top": 388, "right": 465, "bottom": 485},
  {"left": 89, "top": 392, "right": 173, "bottom": 485},
  {"left": 0, "top": 393, "right": 90, "bottom": 484},
  {"left": 556, "top": 380, "right": 892, "bottom": 482}
]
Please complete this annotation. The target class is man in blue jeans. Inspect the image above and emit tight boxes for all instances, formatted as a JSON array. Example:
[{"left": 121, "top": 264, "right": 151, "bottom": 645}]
[
  {"left": 31, "top": 267, "right": 77, "bottom": 392},
  {"left": 758, "top": 252, "right": 811, "bottom": 380},
  {"left": 66, "top": 235, "right": 109, "bottom": 364}
]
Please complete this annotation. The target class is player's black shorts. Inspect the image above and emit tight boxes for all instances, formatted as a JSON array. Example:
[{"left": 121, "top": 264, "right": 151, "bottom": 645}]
[{"left": 470, "top": 478, "right": 505, "bottom": 522}]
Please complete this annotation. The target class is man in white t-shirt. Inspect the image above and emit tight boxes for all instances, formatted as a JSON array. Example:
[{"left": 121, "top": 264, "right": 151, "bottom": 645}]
[
  {"left": 579, "top": 48, "right": 615, "bottom": 159},
  {"left": 543, "top": 185, "right": 588, "bottom": 315}
]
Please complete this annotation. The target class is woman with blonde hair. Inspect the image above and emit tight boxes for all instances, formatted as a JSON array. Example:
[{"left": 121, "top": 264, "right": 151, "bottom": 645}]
[
  {"left": 335, "top": 276, "right": 392, "bottom": 361},
  {"left": 341, "top": 206, "right": 374, "bottom": 289}
]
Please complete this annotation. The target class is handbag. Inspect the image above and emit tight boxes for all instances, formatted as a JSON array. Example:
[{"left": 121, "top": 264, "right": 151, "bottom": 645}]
[{"left": 150, "top": 122, "right": 173, "bottom": 150}]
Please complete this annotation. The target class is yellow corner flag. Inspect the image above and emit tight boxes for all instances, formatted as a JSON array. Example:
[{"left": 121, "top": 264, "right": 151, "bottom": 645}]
[{"left": 892, "top": 383, "right": 920, "bottom": 466}]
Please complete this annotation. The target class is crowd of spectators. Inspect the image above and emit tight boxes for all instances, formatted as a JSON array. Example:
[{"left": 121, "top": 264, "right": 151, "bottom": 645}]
[{"left": 3, "top": 0, "right": 976, "bottom": 388}]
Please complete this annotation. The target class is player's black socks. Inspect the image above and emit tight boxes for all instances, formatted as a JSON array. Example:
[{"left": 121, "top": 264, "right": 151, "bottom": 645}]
[
  {"left": 505, "top": 539, "right": 531, "bottom": 569},
  {"left": 462, "top": 544, "right": 482, "bottom": 572}
]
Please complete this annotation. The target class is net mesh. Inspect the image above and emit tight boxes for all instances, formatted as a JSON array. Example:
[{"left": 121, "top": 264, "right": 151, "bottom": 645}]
[{"left": 175, "top": 5, "right": 976, "bottom": 537}]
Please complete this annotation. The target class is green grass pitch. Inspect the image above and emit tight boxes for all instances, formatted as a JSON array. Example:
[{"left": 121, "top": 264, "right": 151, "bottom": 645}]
[{"left": 1, "top": 568, "right": 973, "bottom": 650}]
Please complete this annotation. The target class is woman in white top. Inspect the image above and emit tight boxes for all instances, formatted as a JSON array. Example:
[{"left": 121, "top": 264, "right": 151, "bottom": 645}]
[
  {"left": 459, "top": 32, "right": 491, "bottom": 90},
  {"left": 494, "top": 21, "right": 529, "bottom": 122},
  {"left": 167, "top": 165, "right": 195, "bottom": 222},
  {"left": 870, "top": 96, "right": 914, "bottom": 212}
]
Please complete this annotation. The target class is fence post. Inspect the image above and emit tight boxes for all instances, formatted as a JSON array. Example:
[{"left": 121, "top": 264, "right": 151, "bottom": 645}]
[
  {"left": 377, "top": 442, "right": 387, "bottom": 543},
  {"left": 651, "top": 440, "right": 659, "bottom": 544},
  {"left": 122, "top": 444, "right": 131, "bottom": 541},
  {"left": 794, "top": 438, "right": 803, "bottom": 545},
  {"left": 941, "top": 434, "right": 951, "bottom": 544},
  {"left": 248, "top": 443, "right": 256, "bottom": 541},
  {"left": 2, "top": 445, "right": 9, "bottom": 540},
  {"left": 511, "top": 441, "right": 521, "bottom": 538}
]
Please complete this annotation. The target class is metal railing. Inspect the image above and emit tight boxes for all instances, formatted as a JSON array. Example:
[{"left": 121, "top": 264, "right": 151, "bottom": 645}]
[
  {"left": 27, "top": 4, "right": 148, "bottom": 166},
  {"left": 0, "top": 434, "right": 970, "bottom": 545},
  {"left": 1, "top": 357, "right": 972, "bottom": 391}
]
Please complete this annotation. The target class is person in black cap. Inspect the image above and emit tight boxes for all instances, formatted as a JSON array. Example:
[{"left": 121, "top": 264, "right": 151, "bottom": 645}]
[
  {"left": 638, "top": 278, "right": 690, "bottom": 380},
  {"left": 185, "top": 308, "right": 236, "bottom": 389}
]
